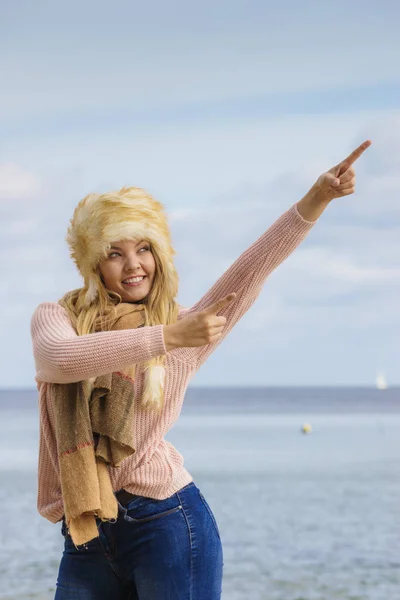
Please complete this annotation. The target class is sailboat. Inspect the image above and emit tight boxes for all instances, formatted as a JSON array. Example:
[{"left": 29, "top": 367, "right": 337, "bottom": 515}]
[{"left": 375, "top": 372, "right": 388, "bottom": 390}]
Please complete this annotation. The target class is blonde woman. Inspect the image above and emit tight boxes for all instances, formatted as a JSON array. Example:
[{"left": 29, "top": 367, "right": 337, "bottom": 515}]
[{"left": 31, "top": 140, "right": 370, "bottom": 600}]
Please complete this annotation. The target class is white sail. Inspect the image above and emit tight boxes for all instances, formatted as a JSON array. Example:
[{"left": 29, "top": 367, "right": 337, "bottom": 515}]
[{"left": 376, "top": 372, "right": 388, "bottom": 390}]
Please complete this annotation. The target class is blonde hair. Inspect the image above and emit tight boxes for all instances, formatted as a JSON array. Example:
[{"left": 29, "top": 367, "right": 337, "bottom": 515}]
[{"left": 60, "top": 186, "right": 180, "bottom": 412}]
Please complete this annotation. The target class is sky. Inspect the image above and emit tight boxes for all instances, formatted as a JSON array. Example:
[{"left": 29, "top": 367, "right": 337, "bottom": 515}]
[{"left": 1, "top": 0, "right": 399, "bottom": 388}]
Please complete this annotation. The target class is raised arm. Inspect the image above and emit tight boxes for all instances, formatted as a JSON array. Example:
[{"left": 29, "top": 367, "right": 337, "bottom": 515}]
[
  {"left": 31, "top": 302, "right": 167, "bottom": 384},
  {"left": 174, "top": 139, "right": 372, "bottom": 369},
  {"left": 175, "top": 202, "right": 316, "bottom": 368}
]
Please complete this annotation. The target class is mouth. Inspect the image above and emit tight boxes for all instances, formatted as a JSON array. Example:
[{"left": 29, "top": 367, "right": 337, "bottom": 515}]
[{"left": 122, "top": 276, "right": 147, "bottom": 287}]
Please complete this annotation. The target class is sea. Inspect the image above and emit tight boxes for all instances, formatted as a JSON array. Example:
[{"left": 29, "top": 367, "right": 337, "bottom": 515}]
[{"left": 0, "top": 387, "right": 399, "bottom": 600}]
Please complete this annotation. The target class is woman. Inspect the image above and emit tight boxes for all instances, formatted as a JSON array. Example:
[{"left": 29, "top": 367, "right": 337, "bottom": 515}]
[{"left": 31, "top": 140, "right": 371, "bottom": 600}]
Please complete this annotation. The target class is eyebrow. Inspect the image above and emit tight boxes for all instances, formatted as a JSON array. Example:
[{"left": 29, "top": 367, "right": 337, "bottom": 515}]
[{"left": 109, "top": 240, "right": 145, "bottom": 250}]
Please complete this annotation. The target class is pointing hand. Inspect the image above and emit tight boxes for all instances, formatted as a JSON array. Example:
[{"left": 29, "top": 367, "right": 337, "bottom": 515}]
[{"left": 315, "top": 140, "right": 372, "bottom": 201}]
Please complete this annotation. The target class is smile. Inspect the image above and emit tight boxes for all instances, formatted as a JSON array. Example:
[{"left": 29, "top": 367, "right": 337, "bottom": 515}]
[{"left": 122, "top": 276, "right": 146, "bottom": 287}]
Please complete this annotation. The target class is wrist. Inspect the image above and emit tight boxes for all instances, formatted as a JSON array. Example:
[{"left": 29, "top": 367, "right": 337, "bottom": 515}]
[
  {"left": 296, "top": 183, "right": 331, "bottom": 221},
  {"left": 163, "top": 324, "right": 180, "bottom": 352}
]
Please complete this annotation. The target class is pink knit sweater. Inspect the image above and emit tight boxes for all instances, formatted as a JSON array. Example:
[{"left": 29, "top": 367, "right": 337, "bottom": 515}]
[{"left": 31, "top": 203, "right": 315, "bottom": 524}]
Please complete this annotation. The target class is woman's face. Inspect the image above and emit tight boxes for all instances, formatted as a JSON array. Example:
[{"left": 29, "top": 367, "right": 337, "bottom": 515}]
[{"left": 98, "top": 239, "right": 156, "bottom": 303}]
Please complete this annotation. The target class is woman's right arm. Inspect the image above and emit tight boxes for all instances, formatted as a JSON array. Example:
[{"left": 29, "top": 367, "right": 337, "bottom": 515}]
[{"left": 31, "top": 302, "right": 167, "bottom": 384}]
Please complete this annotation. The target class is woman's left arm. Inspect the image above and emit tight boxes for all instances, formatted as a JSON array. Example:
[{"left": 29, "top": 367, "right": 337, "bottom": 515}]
[{"left": 176, "top": 140, "right": 372, "bottom": 368}]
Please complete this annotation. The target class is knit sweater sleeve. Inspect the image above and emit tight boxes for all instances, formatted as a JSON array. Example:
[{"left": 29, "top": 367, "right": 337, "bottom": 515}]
[
  {"left": 31, "top": 302, "right": 167, "bottom": 384},
  {"left": 176, "top": 203, "right": 316, "bottom": 368}
]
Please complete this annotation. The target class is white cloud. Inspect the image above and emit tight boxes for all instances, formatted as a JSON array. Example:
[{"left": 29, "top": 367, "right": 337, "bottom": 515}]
[
  {"left": 0, "top": 163, "right": 41, "bottom": 200},
  {"left": 284, "top": 247, "right": 400, "bottom": 285}
]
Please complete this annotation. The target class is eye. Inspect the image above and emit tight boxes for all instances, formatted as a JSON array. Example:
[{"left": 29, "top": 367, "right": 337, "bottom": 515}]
[{"left": 108, "top": 246, "right": 150, "bottom": 258}]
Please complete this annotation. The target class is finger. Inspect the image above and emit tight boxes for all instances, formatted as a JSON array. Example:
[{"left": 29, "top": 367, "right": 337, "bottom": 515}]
[
  {"left": 337, "top": 188, "right": 355, "bottom": 197},
  {"left": 336, "top": 184, "right": 355, "bottom": 194},
  {"left": 209, "top": 316, "right": 227, "bottom": 327},
  {"left": 339, "top": 177, "right": 356, "bottom": 190},
  {"left": 321, "top": 172, "right": 341, "bottom": 188},
  {"left": 209, "top": 323, "right": 226, "bottom": 334},
  {"left": 202, "top": 293, "right": 237, "bottom": 315},
  {"left": 339, "top": 167, "right": 355, "bottom": 184},
  {"left": 338, "top": 140, "right": 372, "bottom": 172}
]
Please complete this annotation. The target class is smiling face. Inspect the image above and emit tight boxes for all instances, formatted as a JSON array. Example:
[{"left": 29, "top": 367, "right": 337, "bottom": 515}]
[{"left": 98, "top": 239, "right": 156, "bottom": 303}]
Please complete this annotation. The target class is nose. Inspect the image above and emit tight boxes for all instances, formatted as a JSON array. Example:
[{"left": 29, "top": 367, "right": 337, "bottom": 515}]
[{"left": 124, "top": 251, "right": 143, "bottom": 273}]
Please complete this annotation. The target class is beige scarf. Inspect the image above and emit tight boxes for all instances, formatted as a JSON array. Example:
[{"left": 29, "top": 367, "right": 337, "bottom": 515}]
[{"left": 51, "top": 302, "right": 145, "bottom": 546}]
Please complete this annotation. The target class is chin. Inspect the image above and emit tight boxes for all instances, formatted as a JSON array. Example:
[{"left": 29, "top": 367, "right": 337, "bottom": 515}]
[{"left": 122, "top": 287, "right": 150, "bottom": 303}]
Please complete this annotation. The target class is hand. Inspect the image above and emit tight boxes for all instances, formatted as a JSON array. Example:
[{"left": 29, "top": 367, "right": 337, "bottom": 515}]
[
  {"left": 315, "top": 139, "right": 372, "bottom": 202},
  {"left": 163, "top": 293, "right": 237, "bottom": 351}
]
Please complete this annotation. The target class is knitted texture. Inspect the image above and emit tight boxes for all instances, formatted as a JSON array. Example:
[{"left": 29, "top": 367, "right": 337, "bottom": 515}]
[{"left": 31, "top": 204, "right": 316, "bottom": 523}]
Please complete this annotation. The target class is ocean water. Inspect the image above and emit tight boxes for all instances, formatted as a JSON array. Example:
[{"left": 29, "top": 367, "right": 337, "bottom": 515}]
[{"left": 0, "top": 387, "right": 399, "bottom": 600}]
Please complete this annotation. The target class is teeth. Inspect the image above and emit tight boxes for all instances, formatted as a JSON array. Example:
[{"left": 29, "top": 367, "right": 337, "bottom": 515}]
[{"left": 123, "top": 276, "right": 144, "bottom": 284}]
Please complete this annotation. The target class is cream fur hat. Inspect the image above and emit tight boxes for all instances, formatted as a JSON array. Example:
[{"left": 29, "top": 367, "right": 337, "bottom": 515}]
[{"left": 67, "top": 186, "right": 178, "bottom": 307}]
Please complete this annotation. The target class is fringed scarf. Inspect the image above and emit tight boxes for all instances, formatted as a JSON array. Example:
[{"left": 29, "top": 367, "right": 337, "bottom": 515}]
[{"left": 51, "top": 302, "right": 145, "bottom": 547}]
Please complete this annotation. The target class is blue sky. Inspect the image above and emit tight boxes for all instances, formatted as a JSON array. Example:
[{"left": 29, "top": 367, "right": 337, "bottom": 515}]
[{"left": 1, "top": 0, "right": 399, "bottom": 387}]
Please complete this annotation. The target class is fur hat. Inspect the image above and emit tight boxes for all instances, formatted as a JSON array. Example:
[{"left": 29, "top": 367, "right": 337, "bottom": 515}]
[{"left": 67, "top": 186, "right": 178, "bottom": 307}]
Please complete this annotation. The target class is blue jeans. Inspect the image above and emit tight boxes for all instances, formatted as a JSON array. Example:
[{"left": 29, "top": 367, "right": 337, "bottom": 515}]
[{"left": 54, "top": 481, "right": 223, "bottom": 599}]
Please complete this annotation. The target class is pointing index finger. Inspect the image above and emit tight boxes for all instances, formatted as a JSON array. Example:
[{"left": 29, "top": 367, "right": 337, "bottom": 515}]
[
  {"left": 203, "top": 293, "right": 236, "bottom": 315},
  {"left": 339, "top": 140, "right": 372, "bottom": 169}
]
